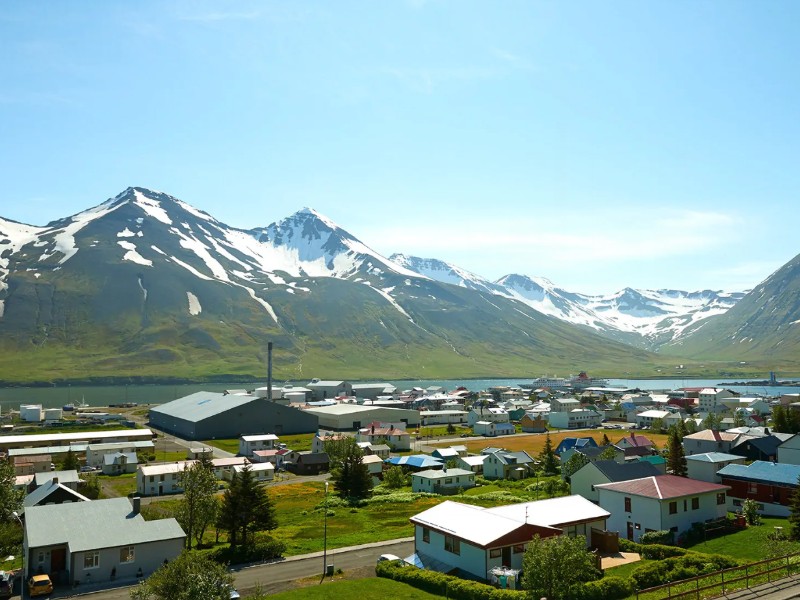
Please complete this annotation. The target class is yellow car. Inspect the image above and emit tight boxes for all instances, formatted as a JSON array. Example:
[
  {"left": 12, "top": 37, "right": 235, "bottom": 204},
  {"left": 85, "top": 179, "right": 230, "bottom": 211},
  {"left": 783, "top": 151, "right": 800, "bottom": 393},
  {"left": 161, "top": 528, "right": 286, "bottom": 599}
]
[{"left": 28, "top": 574, "right": 53, "bottom": 597}]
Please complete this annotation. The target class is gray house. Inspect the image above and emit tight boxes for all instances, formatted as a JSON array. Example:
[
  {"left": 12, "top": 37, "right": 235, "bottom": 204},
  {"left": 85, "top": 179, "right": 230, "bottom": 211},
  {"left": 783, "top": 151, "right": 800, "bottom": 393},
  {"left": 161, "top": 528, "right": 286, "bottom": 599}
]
[
  {"left": 22, "top": 497, "right": 184, "bottom": 585},
  {"left": 149, "top": 392, "right": 318, "bottom": 440},
  {"left": 306, "top": 380, "right": 353, "bottom": 401}
]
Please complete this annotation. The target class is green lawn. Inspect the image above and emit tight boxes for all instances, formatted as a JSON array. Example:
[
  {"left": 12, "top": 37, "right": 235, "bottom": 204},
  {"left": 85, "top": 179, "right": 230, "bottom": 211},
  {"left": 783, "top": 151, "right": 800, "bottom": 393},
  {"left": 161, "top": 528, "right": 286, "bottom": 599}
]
[
  {"left": 685, "top": 517, "right": 796, "bottom": 561},
  {"left": 205, "top": 432, "right": 315, "bottom": 454},
  {"left": 264, "top": 577, "right": 445, "bottom": 600},
  {"left": 204, "top": 438, "right": 240, "bottom": 454},
  {"left": 97, "top": 472, "right": 138, "bottom": 498}
]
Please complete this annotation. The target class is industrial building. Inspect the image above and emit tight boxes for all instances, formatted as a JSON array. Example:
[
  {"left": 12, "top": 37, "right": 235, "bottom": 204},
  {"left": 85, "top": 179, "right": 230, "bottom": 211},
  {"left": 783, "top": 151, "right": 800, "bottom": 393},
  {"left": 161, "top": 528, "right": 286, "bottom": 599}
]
[
  {"left": 304, "top": 404, "right": 420, "bottom": 430},
  {"left": 148, "top": 392, "right": 318, "bottom": 440}
]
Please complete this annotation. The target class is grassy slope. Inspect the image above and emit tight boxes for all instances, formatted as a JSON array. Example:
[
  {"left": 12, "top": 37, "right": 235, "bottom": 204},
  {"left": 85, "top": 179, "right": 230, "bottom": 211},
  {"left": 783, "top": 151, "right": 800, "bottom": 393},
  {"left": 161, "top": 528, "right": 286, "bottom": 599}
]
[{"left": 266, "top": 578, "right": 445, "bottom": 600}]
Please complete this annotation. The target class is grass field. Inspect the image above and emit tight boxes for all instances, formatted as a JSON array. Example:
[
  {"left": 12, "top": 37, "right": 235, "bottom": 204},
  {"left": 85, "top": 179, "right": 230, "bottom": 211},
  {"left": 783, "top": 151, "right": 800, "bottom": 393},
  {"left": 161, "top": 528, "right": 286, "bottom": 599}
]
[
  {"left": 432, "top": 428, "right": 672, "bottom": 456},
  {"left": 204, "top": 432, "right": 315, "bottom": 455},
  {"left": 97, "top": 472, "right": 138, "bottom": 498},
  {"left": 266, "top": 577, "right": 445, "bottom": 600}
]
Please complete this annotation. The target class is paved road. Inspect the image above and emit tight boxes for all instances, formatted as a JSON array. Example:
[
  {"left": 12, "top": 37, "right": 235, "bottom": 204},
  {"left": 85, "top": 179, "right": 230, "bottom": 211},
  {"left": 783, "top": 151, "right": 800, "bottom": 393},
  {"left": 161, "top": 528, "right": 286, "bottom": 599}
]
[{"left": 36, "top": 538, "right": 413, "bottom": 600}]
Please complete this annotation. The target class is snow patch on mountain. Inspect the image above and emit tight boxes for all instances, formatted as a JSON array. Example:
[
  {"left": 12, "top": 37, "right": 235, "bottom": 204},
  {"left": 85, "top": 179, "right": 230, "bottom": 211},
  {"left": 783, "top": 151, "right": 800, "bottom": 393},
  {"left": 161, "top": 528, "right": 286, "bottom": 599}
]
[
  {"left": 390, "top": 254, "right": 498, "bottom": 292},
  {"left": 187, "top": 292, "right": 201, "bottom": 315},
  {"left": 117, "top": 241, "right": 153, "bottom": 267},
  {"left": 132, "top": 189, "right": 172, "bottom": 225}
]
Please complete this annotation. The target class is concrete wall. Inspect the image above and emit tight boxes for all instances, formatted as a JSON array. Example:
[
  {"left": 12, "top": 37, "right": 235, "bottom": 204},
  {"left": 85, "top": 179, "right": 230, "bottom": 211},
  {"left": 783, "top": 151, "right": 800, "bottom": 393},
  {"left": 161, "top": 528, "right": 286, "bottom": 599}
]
[
  {"left": 70, "top": 537, "right": 184, "bottom": 584},
  {"left": 687, "top": 458, "right": 745, "bottom": 483}
]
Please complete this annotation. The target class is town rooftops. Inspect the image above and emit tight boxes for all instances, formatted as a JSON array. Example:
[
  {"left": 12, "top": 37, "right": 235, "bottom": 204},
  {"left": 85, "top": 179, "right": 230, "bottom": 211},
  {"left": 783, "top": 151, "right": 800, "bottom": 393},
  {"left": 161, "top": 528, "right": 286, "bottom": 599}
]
[
  {"left": 684, "top": 430, "right": 741, "bottom": 442},
  {"left": 590, "top": 460, "right": 661, "bottom": 482},
  {"left": 24, "top": 497, "right": 185, "bottom": 552},
  {"left": 149, "top": 392, "right": 260, "bottom": 421},
  {"left": 34, "top": 470, "right": 80, "bottom": 487},
  {"left": 685, "top": 452, "right": 742, "bottom": 463},
  {"left": 413, "top": 468, "right": 474, "bottom": 480},
  {"left": 86, "top": 441, "right": 155, "bottom": 452},
  {"left": 717, "top": 461, "right": 800, "bottom": 486},
  {"left": 24, "top": 480, "right": 90, "bottom": 507},
  {"left": 240, "top": 434, "right": 279, "bottom": 442},
  {"left": 595, "top": 474, "right": 729, "bottom": 499},
  {"left": 362, "top": 455, "right": 384, "bottom": 466},
  {"left": 385, "top": 455, "right": 444, "bottom": 469},
  {"left": 410, "top": 500, "right": 561, "bottom": 548},
  {"left": 615, "top": 434, "right": 654, "bottom": 447},
  {"left": 486, "top": 495, "right": 610, "bottom": 529},
  {"left": 104, "top": 452, "right": 138, "bottom": 466},
  {"left": 0, "top": 429, "right": 152, "bottom": 446},
  {"left": 459, "top": 455, "right": 488, "bottom": 467}
]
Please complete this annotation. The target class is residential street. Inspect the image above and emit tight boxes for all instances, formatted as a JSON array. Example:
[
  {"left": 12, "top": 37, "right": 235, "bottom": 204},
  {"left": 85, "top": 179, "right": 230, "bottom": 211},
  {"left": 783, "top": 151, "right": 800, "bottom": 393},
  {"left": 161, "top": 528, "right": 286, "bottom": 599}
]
[{"left": 33, "top": 538, "right": 414, "bottom": 599}]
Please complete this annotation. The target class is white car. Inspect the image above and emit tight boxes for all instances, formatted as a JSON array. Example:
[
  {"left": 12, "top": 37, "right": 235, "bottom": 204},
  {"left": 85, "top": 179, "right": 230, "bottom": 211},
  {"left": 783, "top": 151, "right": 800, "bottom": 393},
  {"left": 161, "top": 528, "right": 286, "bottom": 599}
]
[{"left": 377, "top": 554, "right": 402, "bottom": 565}]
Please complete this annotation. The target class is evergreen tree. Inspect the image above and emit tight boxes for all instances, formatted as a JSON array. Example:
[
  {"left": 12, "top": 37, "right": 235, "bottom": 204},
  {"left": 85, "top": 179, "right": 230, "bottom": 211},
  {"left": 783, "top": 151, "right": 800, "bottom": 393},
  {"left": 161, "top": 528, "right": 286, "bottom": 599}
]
[
  {"left": 789, "top": 476, "right": 800, "bottom": 541},
  {"left": 539, "top": 433, "right": 558, "bottom": 475},
  {"left": 61, "top": 448, "right": 80, "bottom": 471},
  {"left": 218, "top": 464, "right": 277, "bottom": 547},
  {"left": 773, "top": 405, "right": 789, "bottom": 433},
  {"left": 675, "top": 418, "right": 688, "bottom": 440},
  {"left": 600, "top": 433, "right": 611, "bottom": 446},
  {"left": 333, "top": 439, "right": 372, "bottom": 501},
  {"left": 666, "top": 428, "right": 687, "bottom": 477}
]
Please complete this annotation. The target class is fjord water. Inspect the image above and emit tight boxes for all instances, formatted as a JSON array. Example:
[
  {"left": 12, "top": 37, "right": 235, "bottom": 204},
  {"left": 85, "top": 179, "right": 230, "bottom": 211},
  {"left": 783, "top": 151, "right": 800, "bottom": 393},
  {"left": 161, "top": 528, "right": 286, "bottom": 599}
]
[{"left": 0, "top": 378, "right": 797, "bottom": 413}]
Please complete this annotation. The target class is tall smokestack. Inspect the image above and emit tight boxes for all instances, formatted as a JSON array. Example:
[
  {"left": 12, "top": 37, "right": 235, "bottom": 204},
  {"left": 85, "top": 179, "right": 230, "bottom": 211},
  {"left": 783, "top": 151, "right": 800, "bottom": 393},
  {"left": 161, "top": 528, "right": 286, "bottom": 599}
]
[{"left": 267, "top": 341, "right": 273, "bottom": 402}]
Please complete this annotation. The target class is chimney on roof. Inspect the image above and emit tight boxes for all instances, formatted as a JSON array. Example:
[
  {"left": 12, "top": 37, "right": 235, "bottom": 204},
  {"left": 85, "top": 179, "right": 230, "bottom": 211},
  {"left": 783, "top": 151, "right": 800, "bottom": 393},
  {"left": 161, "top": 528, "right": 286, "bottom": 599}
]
[
  {"left": 267, "top": 341, "right": 273, "bottom": 402},
  {"left": 132, "top": 496, "right": 141, "bottom": 515},
  {"left": 52, "top": 477, "right": 58, "bottom": 485}
]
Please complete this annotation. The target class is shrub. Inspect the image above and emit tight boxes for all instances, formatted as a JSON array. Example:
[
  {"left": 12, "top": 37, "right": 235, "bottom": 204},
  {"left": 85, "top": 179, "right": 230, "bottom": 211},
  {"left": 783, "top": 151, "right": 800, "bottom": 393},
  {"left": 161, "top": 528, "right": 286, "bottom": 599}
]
[
  {"left": 639, "top": 530, "right": 674, "bottom": 546},
  {"left": 617, "top": 539, "right": 687, "bottom": 559},
  {"left": 575, "top": 576, "right": 634, "bottom": 600},
  {"left": 376, "top": 562, "right": 525, "bottom": 600},
  {"left": 209, "top": 536, "right": 286, "bottom": 565},
  {"left": 629, "top": 552, "right": 739, "bottom": 589}
]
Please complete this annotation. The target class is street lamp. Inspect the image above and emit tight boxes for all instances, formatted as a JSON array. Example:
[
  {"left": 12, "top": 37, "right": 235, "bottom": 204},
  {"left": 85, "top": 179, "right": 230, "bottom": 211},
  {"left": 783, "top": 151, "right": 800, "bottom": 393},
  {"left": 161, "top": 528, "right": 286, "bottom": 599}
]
[
  {"left": 322, "top": 481, "right": 329, "bottom": 581},
  {"left": 12, "top": 511, "right": 24, "bottom": 600}
]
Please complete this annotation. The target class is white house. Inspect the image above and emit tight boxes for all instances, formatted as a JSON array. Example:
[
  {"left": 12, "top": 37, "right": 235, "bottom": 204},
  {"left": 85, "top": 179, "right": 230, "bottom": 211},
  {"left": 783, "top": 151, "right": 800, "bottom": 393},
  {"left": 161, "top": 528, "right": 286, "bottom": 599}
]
[
  {"left": 457, "top": 455, "right": 488, "bottom": 474},
  {"left": 409, "top": 496, "right": 610, "bottom": 581},
  {"left": 685, "top": 452, "right": 746, "bottom": 483},
  {"left": 411, "top": 468, "right": 476, "bottom": 494},
  {"left": 596, "top": 475, "right": 729, "bottom": 542},
  {"left": 548, "top": 408, "right": 603, "bottom": 430},
  {"left": 357, "top": 423, "right": 411, "bottom": 451},
  {"left": 238, "top": 434, "right": 279, "bottom": 456},
  {"left": 698, "top": 388, "right": 736, "bottom": 413},
  {"left": 682, "top": 430, "right": 743, "bottom": 456},
  {"left": 230, "top": 461, "right": 274, "bottom": 483},
  {"left": 467, "top": 407, "right": 510, "bottom": 426},
  {"left": 777, "top": 435, "right": 800, "bottom": 466},
  {"left": 473, "top": 421, "right": 515, "bottom": 437},
  {"left": 569, "top": 460, "right": 661, "bottom": 503},
  {"left": 86, "top": 442, "right": 154, "bottom": 469},
  {"left": 483, "top": 450, "right": 536, "bottom": 480}
]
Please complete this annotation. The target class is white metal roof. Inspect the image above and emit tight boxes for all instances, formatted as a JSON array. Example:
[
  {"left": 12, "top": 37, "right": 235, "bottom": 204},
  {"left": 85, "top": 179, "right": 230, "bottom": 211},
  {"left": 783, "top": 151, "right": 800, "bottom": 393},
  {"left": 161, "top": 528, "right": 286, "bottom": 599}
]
[
  {"left": 410, "top": 501, "right": 537, "bottom": 547},
  {"left": 241, "top": 434, "right": 279, "bottom": 442},
  {"left": 486, "top": 495, "right": 610, "bottom": 528},
  {"left": 412, "top": 468, "right": 474, "bottom": 480},
  {"left": 0, "top": 428, "right": 152, "bottom": 446}
]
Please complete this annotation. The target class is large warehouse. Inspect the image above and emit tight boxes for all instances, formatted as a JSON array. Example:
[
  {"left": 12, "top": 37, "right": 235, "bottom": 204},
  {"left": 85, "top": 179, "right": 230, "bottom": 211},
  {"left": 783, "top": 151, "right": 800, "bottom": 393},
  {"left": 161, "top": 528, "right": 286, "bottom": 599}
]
[
  {"left": 304, "top": 404, "right": 420, "bottom": 431},
  {"left": 149, "top": 392, "right": 318, "bottom": 440}
]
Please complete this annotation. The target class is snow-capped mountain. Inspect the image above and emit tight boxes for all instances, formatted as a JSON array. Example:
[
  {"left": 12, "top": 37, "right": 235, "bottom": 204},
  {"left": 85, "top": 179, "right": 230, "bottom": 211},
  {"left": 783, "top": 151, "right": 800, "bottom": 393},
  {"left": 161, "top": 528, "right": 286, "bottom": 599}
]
[
  {"left": 392, "top": 256, "right": 746, "bottom": 349},
  {"left": 0, "top": 187, "right": 657, "bottom": 382}
]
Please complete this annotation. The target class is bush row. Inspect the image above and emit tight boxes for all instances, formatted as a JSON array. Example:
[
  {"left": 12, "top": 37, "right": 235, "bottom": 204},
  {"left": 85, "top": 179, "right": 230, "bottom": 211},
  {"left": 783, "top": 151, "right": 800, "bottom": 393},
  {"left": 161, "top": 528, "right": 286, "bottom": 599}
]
[
  {"left": 208, "top": 536, "right": 287, "bottom": 565},
  {"left": 618, "top": 539, "right": 688, "bottom": 559},
  {"left": 573, "top": 576, "right": 635, "bottom": 600},
  {"left": 376, "top": 561, "right": 525, "bottom": 600},
  {"left": 630, "top": 552, "right": 740, "bottom": 589}
]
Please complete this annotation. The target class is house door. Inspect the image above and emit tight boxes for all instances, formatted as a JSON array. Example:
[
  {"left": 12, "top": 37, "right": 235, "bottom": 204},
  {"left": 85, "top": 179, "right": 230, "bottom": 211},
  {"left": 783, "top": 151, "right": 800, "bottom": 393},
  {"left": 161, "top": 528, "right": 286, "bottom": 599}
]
[
  {"left": 51, "top": 548, "right": 66, "bottom": 572},
  {"left": 626, "top": 522, "right": 634, "bottom": 541},
  {"left": 502, "top": 547, "right": 511, "bottom": 566}
]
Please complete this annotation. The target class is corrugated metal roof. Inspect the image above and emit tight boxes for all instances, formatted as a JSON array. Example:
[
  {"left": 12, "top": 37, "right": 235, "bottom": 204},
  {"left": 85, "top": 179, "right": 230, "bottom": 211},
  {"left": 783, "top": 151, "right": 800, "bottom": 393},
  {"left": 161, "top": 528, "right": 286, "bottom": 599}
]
[
  {"left": 34, "top": 470, "right": 80, "bottom": 486},
  {"left": 412, "top": 468, "right": 474, "bottom": 480},
  {"left": 24, "top": 498, "right": 184, "bottom": 551},
  {"left": 590, "top": 460, "right": 661, "bottom": 482},
  {"left": 0, "top": 429, "right": 151, "bottom": 446},
  {"left": 23, "top": 481, "right": 90, "bottom": 508},
  {"left": 685, "top": 452, "right": 743, "bottom": 463},
  {"left": 410, "top": 501, "right": 537, "bottom": 546},
  {"left": 149, "top": 392, "right": 261, "bottom": 422},
  {"left": 595, "top": 475, "right": 729, "bottom": 499},
  {"left": 487, "top": 495, "right": 610, "bottom": 528},
  {"left": 718, "top": 460, "right": 800, "bottom": 486}
]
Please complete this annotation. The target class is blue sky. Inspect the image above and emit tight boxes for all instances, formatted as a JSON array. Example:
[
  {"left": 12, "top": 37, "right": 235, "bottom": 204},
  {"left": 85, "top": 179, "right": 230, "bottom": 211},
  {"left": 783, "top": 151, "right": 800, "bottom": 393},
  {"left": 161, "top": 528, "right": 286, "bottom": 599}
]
[{"left": 1, "top": 1, "right": 798, "bottom": 295}]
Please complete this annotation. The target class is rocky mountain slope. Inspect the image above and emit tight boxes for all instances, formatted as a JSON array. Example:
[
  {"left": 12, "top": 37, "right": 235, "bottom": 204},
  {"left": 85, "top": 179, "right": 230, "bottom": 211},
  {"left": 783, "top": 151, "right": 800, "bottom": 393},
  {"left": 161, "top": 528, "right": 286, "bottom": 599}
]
[{"left": 0, "top": 187, "right": 661, "bottom": 382}]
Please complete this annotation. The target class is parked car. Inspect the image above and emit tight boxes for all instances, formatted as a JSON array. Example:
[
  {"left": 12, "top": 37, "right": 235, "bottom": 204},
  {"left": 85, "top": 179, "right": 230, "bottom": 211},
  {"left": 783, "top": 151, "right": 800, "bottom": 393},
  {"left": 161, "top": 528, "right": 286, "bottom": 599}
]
[
  {"left": 377, "top": 553, "right": 402, "bottom": 565},
  {"left": 28, "top": 574, "right": 53, "bottom": 597},
  {"left": 227, "top": 585, "right": 240, "bottom": 599},
  {"left": 79, "top": 465, "right": 97, "bottom": 472},
  {"left": 0, "top": 570, "right": 14, "bottom": 599}
]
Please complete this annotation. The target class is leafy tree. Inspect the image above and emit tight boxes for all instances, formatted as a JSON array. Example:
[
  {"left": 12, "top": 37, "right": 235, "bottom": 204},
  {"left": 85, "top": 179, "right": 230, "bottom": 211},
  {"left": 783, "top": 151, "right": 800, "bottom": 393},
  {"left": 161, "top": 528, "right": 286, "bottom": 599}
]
[
  {"left": 772, "top": 405, "right": 789, "bottom": 433},
  {"left": 675, "top": 418, "right": 688, "bottom": 440},
  {"left": 733, "top": 410, "right": 747, "bottom": 428},
  {"left": 78, "top": 472, "right": 101, "bottom": 499},
  {"left": 61, "top": 448, "right": 80, "bottom": 471},
  {"left": 130, "top": 551, "right": 233, "bottom": 600},
  {"left": 382, "top": 466, "right": 407, "bottom": 489},
  {"left": 332, "top": 438, "right": 372, "bottom": 501},
  {"left": 522, "top": 534, "right": 600, "bottom": 600},
  {"left": 684, "top": 418, "right": 698, "bottom": 435},
  {"left": 176, "top": 460, "right": 219, "bottom": 549},
  {"left": 666, "top": 428, "right": 687, "bottom": 477},
  {"left": 542, "top": 477, "right": 569, "bottom": 498},
  {"left": 218, "top": 463, "right": 277, "bottom": 547},
  {"left": 561, "top": 453, "right": 590, "bottom": 483},
  {"left": 539, "top": 433, "right": 558, "bottom": 475},
  {"left": 0, "top": 520, "right": 22, "bottom": 559},
  {"left": 323, "top": 435, "right": 355, "bottom": 471},
  {"left": 598, "top": 446, "right": 619, "bottom": 461},
  {"left": 0, "top": 457, "right": 23, "bottom": 523},
  {"left": 743, "top": 498, "right": 761, "bottom": 527},
  {"left": 702, "top": 412, "right": 722, "bottom": 431},
  {"left": 650, "top": 418, "right": 665, "bottom": 433}
]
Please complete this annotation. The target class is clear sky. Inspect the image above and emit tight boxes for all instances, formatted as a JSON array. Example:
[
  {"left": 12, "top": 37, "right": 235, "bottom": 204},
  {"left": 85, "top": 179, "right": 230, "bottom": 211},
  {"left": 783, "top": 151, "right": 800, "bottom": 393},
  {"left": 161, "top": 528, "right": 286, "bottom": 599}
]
[{"left": 1, "top": 1, "right": 798, "bottom": 295}]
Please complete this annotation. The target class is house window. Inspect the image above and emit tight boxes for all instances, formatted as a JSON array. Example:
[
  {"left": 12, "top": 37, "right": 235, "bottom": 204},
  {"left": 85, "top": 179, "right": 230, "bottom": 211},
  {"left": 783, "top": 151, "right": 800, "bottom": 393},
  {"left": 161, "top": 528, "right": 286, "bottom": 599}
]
[
  {"left": 422, "top": 528, "right": 430, "bottom": 543},
  {"left": 84, "top": 551, "right": 100, "bottom": 570},
  {"left": 149, "top": 476, "right": 154, "bottom": 483},
  {"left": 624, "top": 497, "right": 631, "bottom": 512},
  {"left": 444, "top": 535, "right": 460, "bottom": 555},
  {"left": 669, "top": 501, "right": 677, "bottom": 515},
  {"left": 445, "top": 479, "right": 452, "bottom": 485},
  {"left": 717, "top": 493, "right": 726, "bottom": 505},
  {"left": 635, "top": 523, "right": 641, "bottom": 530},
  {"left": 490, "top": 548, "right": 502, "bottom": 558},
  {"left": 748, "top": 483, "right": 758, "bottom": 494},
  {"left": 513, "top": 544, "right": 525, "bottom": 554},
  {"left": 119, "top": 546, "right": 135, "bottom": 563},
  {"left": 691, "top": 497, "right": 700, "bottom": 510}
]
